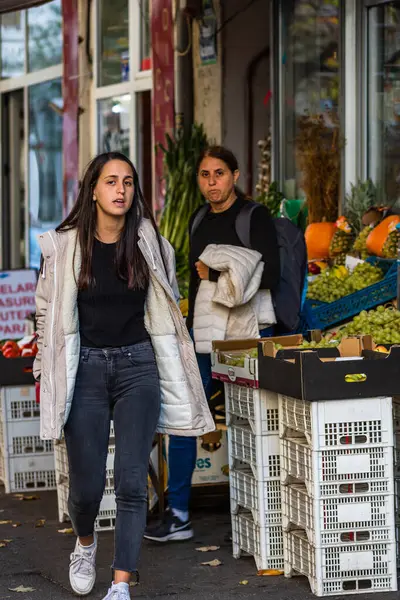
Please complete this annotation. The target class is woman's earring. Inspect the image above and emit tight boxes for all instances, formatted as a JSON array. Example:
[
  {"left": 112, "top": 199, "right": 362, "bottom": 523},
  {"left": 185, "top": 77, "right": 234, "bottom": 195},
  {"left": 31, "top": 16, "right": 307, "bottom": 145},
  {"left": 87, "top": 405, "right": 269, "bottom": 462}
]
[{"left": 93, "top": 195, "right": 96, "bottom": 202}]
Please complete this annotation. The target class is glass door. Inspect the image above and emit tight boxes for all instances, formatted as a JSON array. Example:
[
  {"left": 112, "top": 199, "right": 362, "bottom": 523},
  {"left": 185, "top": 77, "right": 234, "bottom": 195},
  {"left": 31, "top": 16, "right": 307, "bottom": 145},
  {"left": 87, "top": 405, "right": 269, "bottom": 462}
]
[{"left": 366, "top": 1, "right": 400, "bottom": 204}]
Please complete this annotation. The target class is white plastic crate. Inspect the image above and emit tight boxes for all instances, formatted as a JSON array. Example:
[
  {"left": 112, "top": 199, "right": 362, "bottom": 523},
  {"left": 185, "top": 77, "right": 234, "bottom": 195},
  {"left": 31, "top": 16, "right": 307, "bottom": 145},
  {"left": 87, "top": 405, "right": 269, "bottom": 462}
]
[
  {"left": 284, "top": 529, "right": 397, "bottom": 596},
  {"left": 57, "top": 480, "right": 69, "bottom": 522},
  {"left": 2, "top": 453, "right": 56, "bottom": 493},
  {"left": 230, "top": 464, "right": 281, "bottom": 526},
  {"left": 280, "top": 437, "right": 394, "bottom": 497},
  {"left": 231, "top": 511, "right": 283, "bottom": 572},
  {"left": 279, "top": 395, "right": 393, "bottom": 450},
  {"left": 282, "top": 483, "right": 396, "bottom": 546},
  {"left": 225, "top": 384, "right": 278, "bottom": 436},
  {"left": 0, "top": 386, "right": 39, "bottom": 422},
  {"left": 228, "top": 423, "right": 280, "bottom": 480},
  {"left": 95, "top": 509, "right": 116, "bottom": 531}
]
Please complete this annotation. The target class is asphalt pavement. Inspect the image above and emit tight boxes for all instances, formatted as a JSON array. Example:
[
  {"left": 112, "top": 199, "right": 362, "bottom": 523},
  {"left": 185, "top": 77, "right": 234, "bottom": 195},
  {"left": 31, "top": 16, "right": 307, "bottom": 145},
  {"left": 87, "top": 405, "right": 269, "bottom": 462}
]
[{"left": 0, "top": 485, "right": 399, "bottom": 600}]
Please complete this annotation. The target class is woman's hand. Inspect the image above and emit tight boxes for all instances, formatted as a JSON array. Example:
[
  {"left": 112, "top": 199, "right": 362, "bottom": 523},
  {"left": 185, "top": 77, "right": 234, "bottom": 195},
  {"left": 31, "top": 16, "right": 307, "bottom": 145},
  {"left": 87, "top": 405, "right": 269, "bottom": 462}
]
[{"left": 195, "top": 260, "right": 209, "bottom": 280}]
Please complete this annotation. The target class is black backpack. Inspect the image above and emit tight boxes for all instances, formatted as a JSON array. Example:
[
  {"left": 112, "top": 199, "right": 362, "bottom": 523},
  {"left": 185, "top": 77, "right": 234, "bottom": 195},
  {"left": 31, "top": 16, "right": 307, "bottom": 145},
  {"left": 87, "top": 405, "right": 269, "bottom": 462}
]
[{"left": 191, "top": 202, "right": 307, "bottom": 332}]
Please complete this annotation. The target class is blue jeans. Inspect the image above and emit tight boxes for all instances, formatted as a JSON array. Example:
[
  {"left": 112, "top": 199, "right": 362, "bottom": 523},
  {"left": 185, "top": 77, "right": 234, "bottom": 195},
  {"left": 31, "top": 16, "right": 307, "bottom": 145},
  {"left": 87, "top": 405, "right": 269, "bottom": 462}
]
[
  {"left": 64, "top": 340, "right": 160, "bottom": 573},
  {"left": 168, "top": 326, "right": 275, "bottom": 512}
]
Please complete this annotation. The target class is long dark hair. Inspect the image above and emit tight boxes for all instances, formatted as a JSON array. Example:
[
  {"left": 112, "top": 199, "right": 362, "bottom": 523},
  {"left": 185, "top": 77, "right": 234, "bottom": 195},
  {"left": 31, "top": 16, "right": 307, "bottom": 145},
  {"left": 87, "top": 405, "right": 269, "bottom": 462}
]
[{"left": 57, "top": 152, "right": 162, "bottom": 290}]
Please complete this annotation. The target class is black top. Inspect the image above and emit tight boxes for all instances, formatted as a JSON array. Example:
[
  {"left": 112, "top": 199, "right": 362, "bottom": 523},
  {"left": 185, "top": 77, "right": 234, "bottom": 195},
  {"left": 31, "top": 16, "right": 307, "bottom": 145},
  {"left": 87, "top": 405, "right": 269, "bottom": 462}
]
[
  {"left": 186, "top": 196, "right": 281, "bottom": 330},
  {"left": 78, "top": 238, "right": 149, "bottom": 348}
]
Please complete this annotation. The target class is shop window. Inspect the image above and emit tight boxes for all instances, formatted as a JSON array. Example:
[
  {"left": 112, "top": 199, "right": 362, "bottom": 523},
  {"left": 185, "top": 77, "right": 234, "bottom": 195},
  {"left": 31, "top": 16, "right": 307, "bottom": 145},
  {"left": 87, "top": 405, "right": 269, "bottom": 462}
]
[
  {"left": 281, "top": 0, "right": 341, "bottom": 199},
  {"left": 367, "top": 1, "right": 400, "bottom": 204},
  {"left": 140, "top": 0, "right": 151, "bottom": 71},
  {"left": 0, "top": 10, "right": 25, "bottom": 79},
  {"left": 98, "top": 95, "right": 131, "bottom": 157},
  {"left": 28, "top": 79, "right": 63, "bottom": 269},
  {"left": 27, "top": 0, "right": 62, "bottom": 72},
  {"left": 98, "top": 0, "right": 129, "bottom": 86}
]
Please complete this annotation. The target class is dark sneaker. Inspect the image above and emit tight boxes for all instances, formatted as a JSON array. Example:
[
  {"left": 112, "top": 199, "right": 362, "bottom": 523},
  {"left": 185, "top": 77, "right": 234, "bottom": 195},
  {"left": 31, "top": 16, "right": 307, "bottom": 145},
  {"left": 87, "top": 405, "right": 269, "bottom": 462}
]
[{"left": 144, "top": 510, "right": 194, "bottom": 543}]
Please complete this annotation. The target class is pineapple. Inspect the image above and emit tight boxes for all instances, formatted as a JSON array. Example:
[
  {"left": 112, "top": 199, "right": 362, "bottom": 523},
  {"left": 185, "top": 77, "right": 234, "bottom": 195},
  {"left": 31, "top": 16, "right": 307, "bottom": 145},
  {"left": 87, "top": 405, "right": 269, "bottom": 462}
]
[
  {"left": 344, "top": 179, "right": 377, "bottom": 235},
  {"left": 353, "top": 225, "right": 374, "bottom": 259},
  {"left": 382, "top": 221, "right": 399, "bottom": 259},
  {"left": 329, "top": 217, "right": 354, "bottom": 259}
]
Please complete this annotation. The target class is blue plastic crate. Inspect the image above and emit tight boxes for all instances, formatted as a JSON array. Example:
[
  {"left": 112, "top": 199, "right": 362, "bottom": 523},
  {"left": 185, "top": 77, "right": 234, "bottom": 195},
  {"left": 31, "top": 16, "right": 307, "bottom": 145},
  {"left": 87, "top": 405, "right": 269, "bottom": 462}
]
[{"left": 301, "top": 257, "right": 397, "bottom": 332}]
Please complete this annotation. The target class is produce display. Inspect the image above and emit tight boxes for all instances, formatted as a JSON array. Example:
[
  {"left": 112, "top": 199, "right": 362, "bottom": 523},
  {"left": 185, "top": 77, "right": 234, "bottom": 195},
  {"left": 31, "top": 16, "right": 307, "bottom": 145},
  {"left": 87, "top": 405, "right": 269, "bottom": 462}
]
[
  {"left": 353, "top": 225, "right": 374, "bottom": 259},
  {"left": 366, "top": 214, "right": 400, "bottom": 257},
  {"left": 306, "top": 262, "right": 384, "bottom": 303},
  {"left": 332, "top": 305, "right": 400, "bottom": 346},
  {"left": 0, "top": 335, "right": 37, "bottom": 359},
  {"left": 305, "top": 221, "right": 336, "bottom": 260},
  {"left": 219, "top": 348, "right": 258, "bottom": 367},
  {"left": 329, "top": 217, "right": 354, "bottom": 265},
  {"left": 382, "top": 220, "right": 399, "bottom": 259}
]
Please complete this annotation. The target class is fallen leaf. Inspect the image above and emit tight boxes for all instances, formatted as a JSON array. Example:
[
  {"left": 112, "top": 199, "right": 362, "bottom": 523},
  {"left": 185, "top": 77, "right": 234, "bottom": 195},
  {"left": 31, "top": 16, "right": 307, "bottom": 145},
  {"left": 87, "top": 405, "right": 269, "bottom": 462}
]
[
  {"left": 35, "top": 519, "right": 46, "bottom": 528},
  {"left": 239, "top": 580, "right": 249, "bottom": 585},
  {"left": 200, "top": 559, "right": 222, "bottom": 567},
  {"left": 9, "top": 586, "right": 36, "bottom": 593},
  {"left": 257, "top": 569, "right": 284, "bottom": 576},
  {"left": 0, "top": 542, "right": 6, "bottom": 548},
  {"left": 196, "top": 545, "right": 220, "bottom": 552},
  {"left": 18, "top": 495, "right": 39, "bottom": 502},
  {"left": 58, "top": 528, "right": 74, "bottom": 534},
  {"left": 3, "top": 539, "right": 12, "bottom": 543},
  {"left": 12, "top": 523, "right": 21, "bottom": 528},
  {"left": 0, "top": 521, "right": 12, "bottom": 525}
]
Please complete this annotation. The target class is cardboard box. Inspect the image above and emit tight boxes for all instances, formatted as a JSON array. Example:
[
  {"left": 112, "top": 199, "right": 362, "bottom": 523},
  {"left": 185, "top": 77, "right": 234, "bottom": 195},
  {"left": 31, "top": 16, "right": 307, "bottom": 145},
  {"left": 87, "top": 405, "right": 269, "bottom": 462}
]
[
  {"left": 211, "top": 334, "right": 335, "bottom": 388},
  {"left": 259, "top": 336, "right": 400, "bottom": 401},
  {"left": 192, "top": 430, "right": 229, "bottom": 486},
  {"left": 212, "top": 335, "right": 400, "bottom": 401}
]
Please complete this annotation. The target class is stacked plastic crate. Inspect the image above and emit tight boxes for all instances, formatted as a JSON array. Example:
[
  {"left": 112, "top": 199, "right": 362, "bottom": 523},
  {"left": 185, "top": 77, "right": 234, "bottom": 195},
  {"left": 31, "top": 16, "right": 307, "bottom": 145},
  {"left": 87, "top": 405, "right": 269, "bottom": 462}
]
[
  {"left": 393, "top": 397, "right": 400, "bottom": 566},
  {"left": 279, "top": 393, "right": 397, "bottom": 596},
  {"left": 55, "top": 422, "right": 116, "bottom": 532},
  {"left": 224, "top": 382, "right": 284, "bottom": 571},
  {"left": 0, "top": 386, "right": 56, "bottom": 493}
]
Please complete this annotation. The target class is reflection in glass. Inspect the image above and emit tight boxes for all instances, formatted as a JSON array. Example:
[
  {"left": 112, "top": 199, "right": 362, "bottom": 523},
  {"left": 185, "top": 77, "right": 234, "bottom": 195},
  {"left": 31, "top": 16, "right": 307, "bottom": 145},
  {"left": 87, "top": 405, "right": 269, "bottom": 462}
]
[
  {"left": 98, "top": 0, "right": 129, "bottom": 86},
  {"left": 28, "top": 0, "right": 62, "bottom": 72},
  {"left": 98, "top": 95, "right": 131, "bottom": 157},
  {"left": 368, "top": 3, "right": 400, "bottom": 205},
  {"left": 282, "top": 0, "right": 340, "bottom": 196},
  {"left": 0, "top": 11, "right": 25, "bottom": 79},
  {"left": 140, "top": 0, "right": 151, "bottom": 70},
  {"left": 29, "top": 79, "right": 63, "bottom": 269}
]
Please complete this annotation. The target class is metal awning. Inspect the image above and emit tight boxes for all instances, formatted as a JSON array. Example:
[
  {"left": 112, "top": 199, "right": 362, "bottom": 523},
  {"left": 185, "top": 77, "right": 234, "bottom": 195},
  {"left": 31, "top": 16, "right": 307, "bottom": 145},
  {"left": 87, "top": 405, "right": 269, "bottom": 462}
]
[{"left": 0, "top": 0, "right": 51, "bottom": 14}]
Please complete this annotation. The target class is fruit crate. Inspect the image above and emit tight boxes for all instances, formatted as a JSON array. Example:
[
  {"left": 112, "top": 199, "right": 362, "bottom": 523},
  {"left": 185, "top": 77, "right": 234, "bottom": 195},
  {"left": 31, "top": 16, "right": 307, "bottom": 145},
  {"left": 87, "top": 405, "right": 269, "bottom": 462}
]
[
  {"left": 229, "top": 464, "right": 281, "bottom": 526},
  {"left": 283, "top": 529, "right": 397, "bottom": 596},
  {"left": 231, "top": 510, "right": 284, "bottom": 571},
  {"left": 225, "top": 383, "right": 278, "bottom": 436},
  {"left": 279, "top": 394, "right": 393, "bottom": 449},
  {"left": 301, "top": 258, "right": 397, "bottom": 332},
  {"left": 228, "top": 422, "right": 280, "bottom": 480},
  {"left": 281, "top": 483, "right": 395, "bottom": 546},
  {"left": 280, "top": 437, "right": 394, "bottom": 498}
]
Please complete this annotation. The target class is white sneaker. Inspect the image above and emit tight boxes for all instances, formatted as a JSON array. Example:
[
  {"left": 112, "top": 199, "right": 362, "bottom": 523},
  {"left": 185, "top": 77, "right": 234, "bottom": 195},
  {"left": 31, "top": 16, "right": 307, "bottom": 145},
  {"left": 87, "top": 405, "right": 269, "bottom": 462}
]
[
  {"left": 69, "top": 532, "right": 97, "bottom": 596},
  {"left": 102, "top": 582, "right": 131, "bottom": 600}
]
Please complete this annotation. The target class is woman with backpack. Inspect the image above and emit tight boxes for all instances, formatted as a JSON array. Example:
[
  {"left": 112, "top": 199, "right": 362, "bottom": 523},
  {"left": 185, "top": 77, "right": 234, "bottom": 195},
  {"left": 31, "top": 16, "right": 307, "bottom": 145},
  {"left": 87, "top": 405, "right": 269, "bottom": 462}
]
[
  {"left": 144, "top": 146, "right": 281, "bottom": 543},
  {"left": 33, "top": 152, "right": 214, "bottom": 600}
]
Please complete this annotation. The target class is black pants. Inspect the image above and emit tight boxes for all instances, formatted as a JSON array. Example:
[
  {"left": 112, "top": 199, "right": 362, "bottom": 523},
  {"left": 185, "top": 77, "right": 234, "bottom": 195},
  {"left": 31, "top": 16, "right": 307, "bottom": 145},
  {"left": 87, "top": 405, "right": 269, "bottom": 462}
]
[{"left": 64, "top": 339, "right": 161, "bottom": 573}]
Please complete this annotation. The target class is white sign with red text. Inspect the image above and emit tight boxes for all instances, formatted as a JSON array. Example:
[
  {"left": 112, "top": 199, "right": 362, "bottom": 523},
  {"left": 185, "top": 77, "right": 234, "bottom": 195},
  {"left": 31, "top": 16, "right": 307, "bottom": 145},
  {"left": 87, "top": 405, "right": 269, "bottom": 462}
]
[{"left": 0, "top": 269, "right": 37, "bottom": 340}]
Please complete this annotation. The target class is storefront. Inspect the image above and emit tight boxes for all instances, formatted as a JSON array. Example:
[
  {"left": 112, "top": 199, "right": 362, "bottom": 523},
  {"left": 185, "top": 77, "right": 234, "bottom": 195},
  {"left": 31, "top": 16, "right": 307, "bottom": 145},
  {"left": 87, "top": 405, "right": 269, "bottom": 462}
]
[
  {"left": 0, "top": 0, "right": 63, "bottom": 270},
  {"left": 0, "top": 0, "right": 153, "bottom": 272}
]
